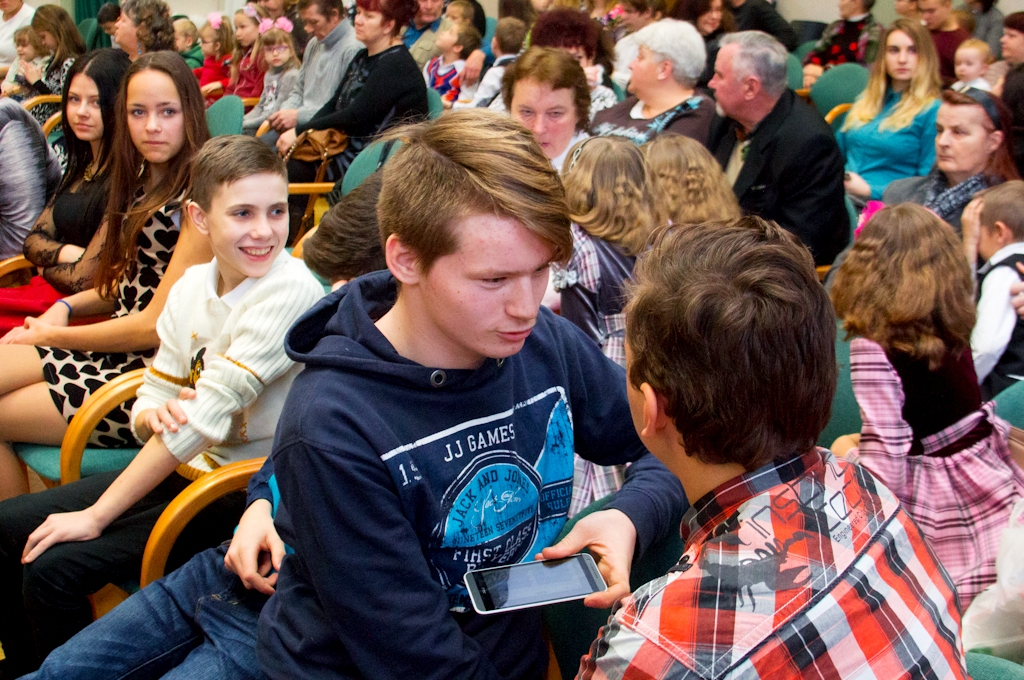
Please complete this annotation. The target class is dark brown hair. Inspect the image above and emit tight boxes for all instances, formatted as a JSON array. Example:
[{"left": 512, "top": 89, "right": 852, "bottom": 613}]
[
  {"left": 831, "top": 203, "right": 975, "bottom": 369},
  {"left": 378, "top": 109, "right": 572, "bottom": 272},
  {"left": 494, "top": 17, "right": 527, "bottom": 54},
  {"left": 499, "top": 0, "right": 537, "bottom": 26},
  {"left": 502, "top": 47, "right": 591, "bottom": 133},
  {"left": 97, "top": 52, "right": 209, "bottom": 297},
  {"left": 620, "top": 0, "right": 665, "bottom": 17},
  {"left": 626, "top": 217, "right": 836, "bottom": 470},
  {"left": 189, "top": 135, "right": 286, "bottom": 210},
  {"left": 31, "top": 5, "right": 85, "bottom": 76},
  {"left": 304, "top": 173, "right": 387, "bottom": 282},
  {"left": 941, "top": 89, "right": 1020, "bottom": 184},
  {"left": 670, "top": 0, "right": 735, "bottom": 33},
  {"left": 454, "top": 24, "right": 483, "bottom": 58}
]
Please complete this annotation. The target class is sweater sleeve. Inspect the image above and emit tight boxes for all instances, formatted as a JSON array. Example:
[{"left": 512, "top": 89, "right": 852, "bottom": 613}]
[
  {"left": 131, "top": 273, "right": 191, "bottom": 440},
  {"left": 297, "top": 50, "right": 424, "bottom": 136},
  {"left": 847, "top": 337, "right": 913, "bottom": 496},
  {"left": 915, "top": 101, "right": 939, "bottom": 177},
  {"left": 158, "top": 265, "right": 323, "bottom": 463}
]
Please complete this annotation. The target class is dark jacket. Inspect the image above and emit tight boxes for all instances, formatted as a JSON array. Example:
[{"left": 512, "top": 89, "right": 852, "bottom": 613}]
[
  {"left": 708, "top": 89, "right": 849, "bottom": 265},
  {"left": 254, "top": 271, "right": 686, "bottom": 680},
  {"left": 731, "top": 0, "right": 799, "bottom": 51}
]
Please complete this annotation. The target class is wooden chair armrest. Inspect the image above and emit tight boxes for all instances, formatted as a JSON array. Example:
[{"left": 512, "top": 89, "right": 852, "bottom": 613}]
[
  {"left": 291, "top": 225, "right": 318, "bottom": 259},
  {"left": 60, "top": 368, "right": 147, "bottom": 484},
  {"left": 42, "top": 111, "right": 62, "bottom": 137},
  {"left": 140, "top": 457, "right": 266, "bottom": 587},
  {"left": 816, "top": 265, "right": 829, "bottom": 281},
  {"left": 241, "top": 97, "right": 260, "bottom": 108},
  {"left": 0, "top": 255, "right": 33, "bottom": 279},
  {"left": 287, "top": 183, "right": 335, "bottom": 195},
  {"left": 256, "top": 120, "right": 271, "bottom": 137},
  {"left": 22, "top": 94, "right": 62, "bottom": 112},
  {"left": 824, "top": 102, "right": 852, "bottom": 125},
  {"left": 795, "top": 88, "right": 810, "bottom": 102}
]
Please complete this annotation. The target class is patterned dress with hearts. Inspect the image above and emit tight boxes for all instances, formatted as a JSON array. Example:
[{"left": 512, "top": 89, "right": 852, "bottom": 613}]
[{"left": 36, "top": 202, "right": 181, "bottom": 448}]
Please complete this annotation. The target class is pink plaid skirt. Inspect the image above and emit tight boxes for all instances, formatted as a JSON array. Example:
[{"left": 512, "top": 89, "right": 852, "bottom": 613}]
[{"left": 852, "top": 405, "right": 1024, "bottom": 609}]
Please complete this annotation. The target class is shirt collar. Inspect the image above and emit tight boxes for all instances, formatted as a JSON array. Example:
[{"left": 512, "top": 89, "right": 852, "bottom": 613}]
[
  {"left": 321, "top": 19, "right": 349, "bottom": 49},
  {"left": 550, "top": 130, "right": 589, "bottom": 172},
  {"left": 980, "top": 241, "right": 1024, "bottom": 274},
  {"left": 846, "top": 13, "right": 868, "bottom": 21},
  {"left": 205, "top": 258, "right": 260, "bottom": 308},
  {"left": 681, "top": 449, "right": 824, "bottom": 545}
]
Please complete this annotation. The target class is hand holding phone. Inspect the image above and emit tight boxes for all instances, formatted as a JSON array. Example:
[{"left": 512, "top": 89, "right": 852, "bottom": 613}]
[{"left": 463, "top": 553, "right": 607, "bottom": 615}]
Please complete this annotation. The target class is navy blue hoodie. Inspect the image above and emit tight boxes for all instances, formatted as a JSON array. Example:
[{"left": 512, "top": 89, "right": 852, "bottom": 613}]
[{"left": 254, "top": 271, "right": 685, "bottom": 679}]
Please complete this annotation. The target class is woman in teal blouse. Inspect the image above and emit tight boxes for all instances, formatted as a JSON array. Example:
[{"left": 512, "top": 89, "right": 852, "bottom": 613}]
[{"left": 837, "top": 18, "right": 941, "bottom": 202}]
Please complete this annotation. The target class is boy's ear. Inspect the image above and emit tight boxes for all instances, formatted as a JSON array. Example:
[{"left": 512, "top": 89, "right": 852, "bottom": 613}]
[
  {"left": 186, "top": 200, "right": 211, "bottom": 238},
  {"left": 637, "top": 382, "right": 671, "bottom": 439},
  {"left": 385, "top": 234, "right": 423, "bottom": 285},
  {"left": 996, "top": 220, "right": 1016, "bottom": 246}
]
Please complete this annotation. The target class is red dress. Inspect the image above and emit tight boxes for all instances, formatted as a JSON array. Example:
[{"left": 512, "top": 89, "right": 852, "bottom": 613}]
[
  {"left": 193, "top": 54, "right": 231, "bottom": 105},
  {"left": 226, "top": 49, "right": 265, "bottom": 99}
]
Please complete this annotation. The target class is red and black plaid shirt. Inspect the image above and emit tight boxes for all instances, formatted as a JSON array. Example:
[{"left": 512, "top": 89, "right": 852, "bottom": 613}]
[{"left": 579, "top": 449, "right": 968, "bottom": 679}]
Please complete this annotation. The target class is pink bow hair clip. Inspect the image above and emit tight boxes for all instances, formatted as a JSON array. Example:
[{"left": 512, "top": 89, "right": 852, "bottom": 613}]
[
  {"left": 853, "top": 200, "right": 885, "bottom": 240},
  {"left": 208, "top": 12, "right": 223, "bottom": 29},
  {"left": 260, "top": 16, "right": 293, "bottom": 33},
  {"left": 243, "top": 4, "right": 259, "bottom": 17}
]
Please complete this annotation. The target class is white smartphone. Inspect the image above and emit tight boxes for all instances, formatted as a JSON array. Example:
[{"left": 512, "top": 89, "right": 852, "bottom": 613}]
[{"left": 463, "top": 554, "right": 607, "bottom": 615}]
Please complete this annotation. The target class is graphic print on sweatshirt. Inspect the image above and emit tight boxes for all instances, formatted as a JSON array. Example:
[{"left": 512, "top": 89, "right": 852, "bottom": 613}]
[{"left": 380, "top": 386, "right": 575, "bottom": 612}]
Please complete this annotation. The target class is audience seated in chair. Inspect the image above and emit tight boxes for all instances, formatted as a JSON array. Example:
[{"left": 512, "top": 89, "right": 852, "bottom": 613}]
[
  {"left": 112, "top": 0, "right": 175, "bottom": 61},
  {"left": 254, "top": 110, "right": 683, "bottom": 679},
  {"left": 580, "top": 216, "right": 969, "bottom": 680},
  {"left": 836, "top": 18, "right": 941, "bottom": 205},
  {"left": 708, "top": 31, "right": 848, "bottom": 266},
  {"left": 591, "top": 19, "right": 714, "bottom": 145},
  {"left": 831, "top": 203, "right": 1024, "bottom": 609},
  {"left": 0, "top": 50, "right": 131, "bottom": 337},
  {"left": 801, "top": 0, "right": 884, "bottom": 89},
  {"left": 920, "top": 0, "right": 971, "bottom": 85}
]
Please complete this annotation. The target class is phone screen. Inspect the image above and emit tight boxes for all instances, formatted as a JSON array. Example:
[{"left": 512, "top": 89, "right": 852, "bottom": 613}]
[{"left": 468, "top": 556, "right": 604, "bottom": 611}]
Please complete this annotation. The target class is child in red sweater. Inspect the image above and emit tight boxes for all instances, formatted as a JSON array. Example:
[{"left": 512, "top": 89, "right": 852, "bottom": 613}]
[
  {"left": 227, "top": 4, "right": 267, "bottom": 99},
  {"left": 193, "top": 13, "right": 234, "bottom": 105}
]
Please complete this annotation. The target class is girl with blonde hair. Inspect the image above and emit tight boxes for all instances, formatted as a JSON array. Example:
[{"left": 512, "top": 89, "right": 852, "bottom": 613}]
[
  {"left": 552, "top": 135, "right": 656, "bottom": 515},
  {"left": 838, "top": 18, "right": 942, "bottom": 202},
  {"left": 643, "top": 132, "right": 740, "bottom": 225},
  {"left": 831, "top": 202, "right": 1024, "bottom": 609}
]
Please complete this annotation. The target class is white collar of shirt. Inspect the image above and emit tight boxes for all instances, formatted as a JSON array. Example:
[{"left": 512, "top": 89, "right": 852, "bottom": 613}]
[
  {"left": 629, "top": 99, "right": 647, "bottom": 120},
  {"left": 550, "top": 130, "right": 589, "bottom": 172},
  {"left": 979, "top": 241, "right": 1024, "bottom": 275},
  {"left": 846, "top": 13, "right": 868, "bottom": 21},
  {"left": 205, "top": 258, "right": 260, "bottom": 308}
]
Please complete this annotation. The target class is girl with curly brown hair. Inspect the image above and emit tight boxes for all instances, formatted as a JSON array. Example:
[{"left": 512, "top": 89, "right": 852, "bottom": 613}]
[
  {"left": 642, "top": 132, "right": 740, "bottom": 226},
  {"left": 831, "top": 202, "right": 1024, "bottom": 609},
  {"left": 552, "top": 135, "right": 656, "bottom": 515}
]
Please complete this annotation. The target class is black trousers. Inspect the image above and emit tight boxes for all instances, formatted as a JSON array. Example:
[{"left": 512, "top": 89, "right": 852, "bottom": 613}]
[{"left": 0, "top": 470, "right": 244, "bottom": 677}]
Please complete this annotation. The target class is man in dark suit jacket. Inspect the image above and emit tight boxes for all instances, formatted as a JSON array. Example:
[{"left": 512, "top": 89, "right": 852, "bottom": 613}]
[{"left": 708, "top": 31, "right": 848, "bottom": 266}]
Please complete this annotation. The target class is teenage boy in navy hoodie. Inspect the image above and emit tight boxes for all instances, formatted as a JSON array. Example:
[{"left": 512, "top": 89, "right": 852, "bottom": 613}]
[{"left": 250, "top": 109, "right": 686, "bottom": 679}]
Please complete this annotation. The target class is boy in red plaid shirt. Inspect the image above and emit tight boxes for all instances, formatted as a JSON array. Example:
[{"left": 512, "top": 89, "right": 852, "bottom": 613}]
[{"left": 579, "top": 217, "right": 968, "bottom": 680}]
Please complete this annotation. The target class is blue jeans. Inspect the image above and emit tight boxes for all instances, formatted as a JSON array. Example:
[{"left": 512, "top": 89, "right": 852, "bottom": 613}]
[{"left": 25, "top": 545, "right": 268, "bottom": 680}]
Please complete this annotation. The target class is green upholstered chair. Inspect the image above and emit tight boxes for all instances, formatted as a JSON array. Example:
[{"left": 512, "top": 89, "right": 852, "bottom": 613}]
[
  {"left": 427, "top": 88, "right": 444, "bottom": 120},
  {"left": 542, "top": 496, "right": 685, "bottom": 679},
  {"left": 77, "top": 18, "right": 103, "bottom": 51},
  {"left": 786, "top": 52, "right": 804, "bottom": 91},
  {"left": 966, "top": 652, "right": 1024, "bottom": 679},
  {"left": 340, "top": 139, "right": 403, "bottom": 196},
  {"left": 793, "top": 40, "right": 817, "bottom": 62},
  {"left": 994, "top": 379, "right": 1024, "bottom": 428},
  {"left": 817, "top": 322, "right": 862, "bottom": 449},
  {"left": 205, "top": 95, "right": 244, "bottom": 137},
  {"left": 611, "top": 80, "right": 626, "bottom": 102},
  {"left": 809, "top": 63, "right": 869, "bottom": 119},
  {"left": 15, "top": 369, "right": 145, "bottom": 487}
]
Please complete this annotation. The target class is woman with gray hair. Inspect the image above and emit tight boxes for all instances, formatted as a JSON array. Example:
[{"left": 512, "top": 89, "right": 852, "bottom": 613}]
[{"left": 591, "top": 18, "right": 714, "bottom": 144}]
